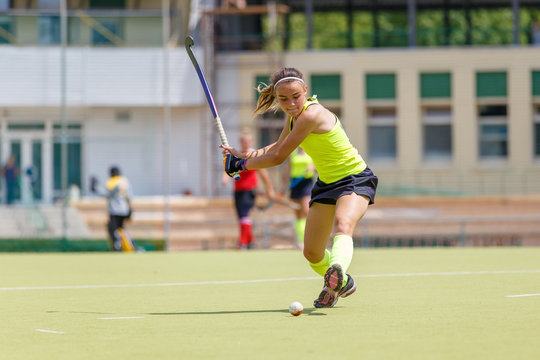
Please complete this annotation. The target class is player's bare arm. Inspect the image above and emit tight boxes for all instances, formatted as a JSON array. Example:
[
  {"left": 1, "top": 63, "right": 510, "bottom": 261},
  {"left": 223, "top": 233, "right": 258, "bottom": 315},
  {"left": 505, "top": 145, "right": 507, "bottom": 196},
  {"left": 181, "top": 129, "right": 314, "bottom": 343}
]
[
  {"left": 244, "top": 110, "right": 317, "bottom": 169},
  {"left": 221, "top": 123, "right": 288, "bottom": 159}
]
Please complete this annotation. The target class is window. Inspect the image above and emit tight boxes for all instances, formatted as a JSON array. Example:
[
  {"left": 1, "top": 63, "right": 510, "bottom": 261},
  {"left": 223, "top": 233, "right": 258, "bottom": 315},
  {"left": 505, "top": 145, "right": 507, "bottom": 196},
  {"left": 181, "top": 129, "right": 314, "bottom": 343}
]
[
  {"left": 311, "top": 74, "right": 341, "bottom": 100},
  {"left": 53, "top": 124, "right": 82, "bottom": 198},
  {"left": 420, "top": 73, "right": 452, "bottom": 161},
  {"left": 366, "top": 74, "right": 396, "bottom": 100},
  {"left": 421, "top": 73, "right": 451, "bottom": 98},
  {"left": 535, "top": 106, "right": 540, "bottom": 157},
  {"left": 0, "top": 15, "right": 14, "bottom": 44},
  {"left": 32, "top": 141, "right": 43, "bottom": 200},
  {"left": 7, "top": 123, "right": 46, "bottom": 131},
  {"left": 38, "top": 0, "right": 60, "bottom": 8},
  {"left": 533, "top": 71, "right": 540, "bottom": 97},
  {"left": 92, "top": 19, "right": 123, "bottom": 45},
  {"left": 477, "top": 72, "right": 508, "bottom": 160},
  {"left": 9, "top": 141, "right": 21, "bottom": 202},
  {"left": 39, "top": 16, "right": 60, "bottom": 44},
  {"left": 90, "top": 0, "right": 125, "bottom": 45},
  {"left": 423, "top": 107, "right": 452, "bottom": 160},
  {"left": 478, "top": 105, "right": 508, "bottom": 158},
  {"left": 37, "top": 0, "right": 60, "bottom": 44},
  {"left": 477, "top": 72, "right": 507, "bottom": 97},
  {"left": 533, "top": 72, "right": 540, "bottom": 157},
  {"left": 367, "top": 108, "right": 397, "bottom": 160},
  {"left": 366, "top": 74, "right": 397, "bottom": 161},
  {"left": 90, "top": 0, "right": 125, "bottom": 9}
]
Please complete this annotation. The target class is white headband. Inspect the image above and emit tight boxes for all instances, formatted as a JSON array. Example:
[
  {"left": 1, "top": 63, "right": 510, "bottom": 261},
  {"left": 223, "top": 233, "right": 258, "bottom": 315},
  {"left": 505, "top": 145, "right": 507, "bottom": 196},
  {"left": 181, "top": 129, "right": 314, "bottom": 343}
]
[{"left": 273, "top": 76, "right": 305, "bottom": 90}]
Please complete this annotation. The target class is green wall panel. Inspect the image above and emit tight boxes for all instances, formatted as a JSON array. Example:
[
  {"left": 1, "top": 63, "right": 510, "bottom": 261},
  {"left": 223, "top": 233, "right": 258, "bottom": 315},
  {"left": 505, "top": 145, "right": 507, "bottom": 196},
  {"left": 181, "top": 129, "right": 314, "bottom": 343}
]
[
  {"left": 366, "top": 74, "right": 396, "bottom": 100},
  {"left": 421, "top": 73, "right": 451, "bottom": 98},
  {"left": 533, "top": 71, "right": 540, "bottom": 96},
  {"left": 311, "top": 74, "right": 341, "bottom": 100},
  {"left": 476, "top": 72, "right": 507, "bottom": 97}
]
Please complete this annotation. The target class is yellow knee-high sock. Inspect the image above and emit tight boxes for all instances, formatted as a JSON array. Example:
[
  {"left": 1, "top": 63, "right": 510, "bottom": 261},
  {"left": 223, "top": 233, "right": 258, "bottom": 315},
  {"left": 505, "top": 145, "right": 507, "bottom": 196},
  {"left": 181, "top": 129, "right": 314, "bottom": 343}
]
[
  {"left": 330, "top": 235, "right": 354, "bottom": 270},
  {"left": 330, "top": 235, "right": 354, "bottom": 285},
  {"left": 309, "top": 249, "right": 330, "bottom": 277},
  {"left": 294, "top": 218, "right": 307, "bottom": 246}
]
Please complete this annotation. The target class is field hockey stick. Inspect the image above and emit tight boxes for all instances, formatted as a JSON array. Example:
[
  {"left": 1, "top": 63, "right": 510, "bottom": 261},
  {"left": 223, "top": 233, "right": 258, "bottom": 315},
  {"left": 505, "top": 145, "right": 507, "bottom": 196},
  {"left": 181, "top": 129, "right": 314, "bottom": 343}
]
[
  {"left": 256, "top": 199, "right": 275, "bottom": 211},
  {"left": 257, "top": 195, "right": 301, "bottom": 211},
  {"left": 184, "top": 35, "right": 240, "bottom": 180},
  {"left": 276, "top": 198, "right": 301, "bottom": 211}
]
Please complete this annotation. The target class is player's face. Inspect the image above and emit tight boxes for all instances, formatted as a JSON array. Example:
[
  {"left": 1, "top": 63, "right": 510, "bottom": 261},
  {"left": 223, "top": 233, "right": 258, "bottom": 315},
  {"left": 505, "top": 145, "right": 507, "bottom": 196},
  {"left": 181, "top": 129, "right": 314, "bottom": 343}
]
[{"left": 275, "top": 81, "right": 307, "bottom": 117}]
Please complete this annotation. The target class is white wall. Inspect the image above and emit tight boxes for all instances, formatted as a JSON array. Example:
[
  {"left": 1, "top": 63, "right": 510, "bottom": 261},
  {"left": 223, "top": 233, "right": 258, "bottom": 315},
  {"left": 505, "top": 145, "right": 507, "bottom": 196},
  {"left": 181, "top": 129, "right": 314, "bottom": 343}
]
[
  {"left": 0, "top": 46, "right": 205, "bottom": 107},
  {"left": 0, "top": 46, "right": 213, "bottom": 197},
  {"left": 84, "top": 107, "right": 204, "bottom": 196},
  {"left": 84, "top": 108, "right": 163, "bottom": 196}
]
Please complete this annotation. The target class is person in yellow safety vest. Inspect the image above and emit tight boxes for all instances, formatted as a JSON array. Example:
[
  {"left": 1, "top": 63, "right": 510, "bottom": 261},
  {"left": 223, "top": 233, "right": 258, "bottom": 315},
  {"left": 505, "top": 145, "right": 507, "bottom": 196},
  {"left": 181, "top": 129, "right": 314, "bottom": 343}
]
[{"left": 91, "top": 166, "right": 135, "bottom": 252}]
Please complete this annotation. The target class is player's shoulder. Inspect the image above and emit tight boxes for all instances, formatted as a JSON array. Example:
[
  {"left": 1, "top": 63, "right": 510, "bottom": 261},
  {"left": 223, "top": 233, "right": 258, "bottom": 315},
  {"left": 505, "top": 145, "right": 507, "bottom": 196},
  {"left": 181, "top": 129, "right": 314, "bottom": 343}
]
[
  {"left": 302, "top": 102, "right": 335, "bottom": 126},
  {"left": 301, "top": 101, "right": 324, "bottom": 119}
]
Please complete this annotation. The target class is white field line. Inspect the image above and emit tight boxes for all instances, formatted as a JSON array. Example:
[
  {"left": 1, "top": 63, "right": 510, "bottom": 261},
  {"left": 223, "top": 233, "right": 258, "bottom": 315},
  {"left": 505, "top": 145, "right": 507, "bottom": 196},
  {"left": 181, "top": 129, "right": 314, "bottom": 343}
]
[
  {"left": 35, "top": 329, "right": 65, "bottom": 334},
  {"left": 505, "top": 293, "right": 540, "bottom": 298},
  {"left": 97, "top": 316, "right": 145, "bottom": 320},
  {"left": 1, "top": 270, "right": 539, "bottom": 292}
]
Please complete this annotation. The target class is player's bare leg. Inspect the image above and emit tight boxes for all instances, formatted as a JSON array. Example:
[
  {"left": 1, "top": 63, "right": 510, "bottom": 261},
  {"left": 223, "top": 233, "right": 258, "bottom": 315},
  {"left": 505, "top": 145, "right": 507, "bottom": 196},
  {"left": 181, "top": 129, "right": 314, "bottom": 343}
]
[
  {"left": 333, "top": 193, "right": 370, "bottom": 238},
  {"left": 303, "top": 202, "right": 335, "bottom": 265}
]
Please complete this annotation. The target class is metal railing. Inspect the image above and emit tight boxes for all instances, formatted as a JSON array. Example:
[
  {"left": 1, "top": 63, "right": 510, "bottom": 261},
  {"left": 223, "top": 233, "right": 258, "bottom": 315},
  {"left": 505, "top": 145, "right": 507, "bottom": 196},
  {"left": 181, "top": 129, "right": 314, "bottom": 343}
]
[
  {"left": 357, "top": 213, "right": 540, "bottom": 248},
  {"left": 0, "top": 10, "right": 172, "bottom": 47},
  {"left": 0, "top": 11, "right": 537, "bottom": 49}
]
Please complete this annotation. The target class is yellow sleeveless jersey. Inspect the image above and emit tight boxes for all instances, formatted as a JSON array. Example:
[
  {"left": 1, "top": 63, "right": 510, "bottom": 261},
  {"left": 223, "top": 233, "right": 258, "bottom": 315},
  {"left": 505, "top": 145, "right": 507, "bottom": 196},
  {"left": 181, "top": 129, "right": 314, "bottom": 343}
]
[
  {"left": 288, "top": 97, "right": 366, "bottom": 184},
  {"left": 290, "top": 149, "right": 315, "bottom": 179}
]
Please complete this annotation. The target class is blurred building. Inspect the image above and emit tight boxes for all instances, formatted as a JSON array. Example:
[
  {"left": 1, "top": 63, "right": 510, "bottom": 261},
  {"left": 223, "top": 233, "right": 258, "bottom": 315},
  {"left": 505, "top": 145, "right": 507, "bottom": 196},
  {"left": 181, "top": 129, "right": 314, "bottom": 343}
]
[
  {"left": 0, "top": 0, "right": 204, "bottom": 203},
  {"left": 1, "top": 0, "right": 540, "bottom": 202},
  {"left": 211, "top": 0, "right": 540, "bottom": 197}
]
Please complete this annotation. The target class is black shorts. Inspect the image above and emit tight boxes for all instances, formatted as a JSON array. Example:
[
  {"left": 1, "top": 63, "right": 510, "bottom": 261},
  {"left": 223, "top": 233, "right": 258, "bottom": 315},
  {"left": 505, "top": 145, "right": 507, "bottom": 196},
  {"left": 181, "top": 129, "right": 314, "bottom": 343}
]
[
  {"left": 290, "top": 177, "right": 315, "bottom": 199},
  {"left": 309, "top": 167, "right": 378, "bottom": 207},
  {"left": 234, "top": 190, "right": 255, "bottom": 218}
]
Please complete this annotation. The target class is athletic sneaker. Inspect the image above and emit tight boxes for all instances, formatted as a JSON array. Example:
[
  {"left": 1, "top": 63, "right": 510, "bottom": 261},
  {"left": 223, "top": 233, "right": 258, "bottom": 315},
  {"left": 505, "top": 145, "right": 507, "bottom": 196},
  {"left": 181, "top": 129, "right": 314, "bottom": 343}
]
[
  {"left": 337, "top": 274, "right": 357, "bottom": 298},
  {"left": 324, "top": 264, "right": 344, "bottom": 292},
  {"left": 313, "top": 265, "right": 344, "bottom": 308},
  {"left": 313, "top": 286, "right": 338, "bottom": 308},
  {"left": 314, "top": 272, "right": 357, "bottom": 308}
]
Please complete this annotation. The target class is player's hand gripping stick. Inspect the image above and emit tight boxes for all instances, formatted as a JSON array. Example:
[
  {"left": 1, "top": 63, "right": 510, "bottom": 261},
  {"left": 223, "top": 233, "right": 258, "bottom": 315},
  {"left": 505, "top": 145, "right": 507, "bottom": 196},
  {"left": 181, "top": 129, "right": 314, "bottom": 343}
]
[{"left": 224, "top": 154, "right": 247, "bottom": 179}]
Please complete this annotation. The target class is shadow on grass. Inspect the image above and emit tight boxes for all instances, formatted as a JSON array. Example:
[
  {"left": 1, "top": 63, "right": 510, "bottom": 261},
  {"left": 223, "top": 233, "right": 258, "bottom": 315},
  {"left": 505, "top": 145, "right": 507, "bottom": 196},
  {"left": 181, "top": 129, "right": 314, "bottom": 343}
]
[{"left": 147, "top": 308, "right": 325, "bottom": 316}]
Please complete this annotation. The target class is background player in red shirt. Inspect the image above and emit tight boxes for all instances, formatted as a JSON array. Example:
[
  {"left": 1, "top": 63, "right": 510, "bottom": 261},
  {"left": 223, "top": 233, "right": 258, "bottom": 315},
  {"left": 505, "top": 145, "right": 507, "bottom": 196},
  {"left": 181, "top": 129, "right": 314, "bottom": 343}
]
[{"left": 223, "top": 129, "right": 275, "bottom": 249}]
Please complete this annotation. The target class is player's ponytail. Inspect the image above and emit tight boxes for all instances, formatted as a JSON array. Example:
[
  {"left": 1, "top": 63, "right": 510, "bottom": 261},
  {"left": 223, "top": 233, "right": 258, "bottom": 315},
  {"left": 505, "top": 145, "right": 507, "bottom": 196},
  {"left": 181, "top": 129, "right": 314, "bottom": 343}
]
[
  {"left": 254, "top": 68, "right": 304, "bottom": 115},
  {"left": 254, "top": 82, "right": 275, "bottom": 115}
]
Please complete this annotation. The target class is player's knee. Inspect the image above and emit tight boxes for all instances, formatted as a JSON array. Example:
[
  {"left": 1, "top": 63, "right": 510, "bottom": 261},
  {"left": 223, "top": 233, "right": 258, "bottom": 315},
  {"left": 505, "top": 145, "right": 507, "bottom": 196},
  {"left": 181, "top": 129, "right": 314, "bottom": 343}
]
[
  {"left": 334, "top": 216, "right": 354, "bottom": 235},
  {"left": 303, "top": 247, "right": 320, "bottom": 263}
]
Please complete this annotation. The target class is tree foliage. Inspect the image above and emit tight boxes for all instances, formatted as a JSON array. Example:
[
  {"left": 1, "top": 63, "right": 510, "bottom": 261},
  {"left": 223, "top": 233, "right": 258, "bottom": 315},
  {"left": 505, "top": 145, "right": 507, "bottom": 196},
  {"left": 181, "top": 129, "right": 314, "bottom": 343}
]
[{"left": 260, "top": 7, "right": 540, "bottom": 50}]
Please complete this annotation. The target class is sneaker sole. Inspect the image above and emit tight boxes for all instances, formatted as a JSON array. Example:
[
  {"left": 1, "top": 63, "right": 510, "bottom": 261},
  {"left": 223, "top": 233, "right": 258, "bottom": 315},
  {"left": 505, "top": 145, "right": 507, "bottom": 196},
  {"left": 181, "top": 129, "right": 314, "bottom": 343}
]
[
  {"left": 324, "top": 264, "right": 344, "bottom": 292},
  {"left": 313, "top": 288, "right": 338, "bottom": 308},
  {"left": 338, "top": 277, "right": 357, "bottom": 298}
]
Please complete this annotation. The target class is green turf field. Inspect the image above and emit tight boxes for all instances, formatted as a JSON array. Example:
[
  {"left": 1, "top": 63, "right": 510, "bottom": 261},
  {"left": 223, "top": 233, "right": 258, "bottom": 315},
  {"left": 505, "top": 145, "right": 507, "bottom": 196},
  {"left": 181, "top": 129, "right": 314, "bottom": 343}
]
[{"left": 1, "top": 248, "right": 539, "bottom": 360}]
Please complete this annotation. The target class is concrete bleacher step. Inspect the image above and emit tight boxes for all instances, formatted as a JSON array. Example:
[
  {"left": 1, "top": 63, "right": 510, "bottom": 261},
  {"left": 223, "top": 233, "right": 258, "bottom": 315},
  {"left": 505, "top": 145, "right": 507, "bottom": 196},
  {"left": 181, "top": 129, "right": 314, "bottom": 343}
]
[
  {"left": 73, "top": 196, "right": 297, "bottom": 250},
  {"left": 0, "top": 205, "right": 91, "bottom": 238},
  {"left": 74, "top": 195, "right": 540, "bottom": 250}
]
